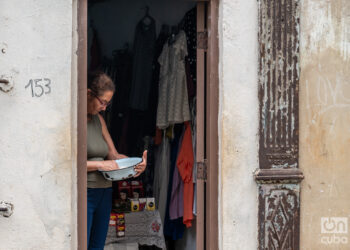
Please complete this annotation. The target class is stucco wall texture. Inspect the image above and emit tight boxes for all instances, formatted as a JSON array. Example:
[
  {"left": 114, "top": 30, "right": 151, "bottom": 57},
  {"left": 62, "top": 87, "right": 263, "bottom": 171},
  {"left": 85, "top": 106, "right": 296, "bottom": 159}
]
[
  {"left": 219, "top": 0, "right": 259, "bottom": 249},
  {"left": 0, "top": 0, "right": 76, "bottom": 249},
  {"left": 300, "top": 0, "right": 350, "bottom": 249},
  {"left": 1, "top": 0, "right": 349, "bottom": 249}
]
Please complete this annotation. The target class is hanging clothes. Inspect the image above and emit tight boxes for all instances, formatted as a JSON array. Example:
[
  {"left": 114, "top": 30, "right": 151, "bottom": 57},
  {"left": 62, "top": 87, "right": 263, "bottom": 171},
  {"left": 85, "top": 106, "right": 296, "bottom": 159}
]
[
  {"left": 163, "top": 125, "right": 185, "bottom": 241},
  {"left": 185, "top": 59, "right": 196, "bottom": 102},
  {"left": 179, "top": 7, "right": 197, "bottom": 86},
  {"left": 129, "top": 19, "right": 156, "bottom": 111},
  {"left": 144, "top": 29, "right": 169, "bottom": 137},
  {"left": 153, "top": 135, "right": 171, "bottom": 224},
  {"left": 176, "top": 122, "right": 194, "bottom": 228},
  {"left": 156, "top": 30, "right": 191, "bottom": 129},
  {"left": 169, "top": 128, "right": 185, "bottom": 220}
]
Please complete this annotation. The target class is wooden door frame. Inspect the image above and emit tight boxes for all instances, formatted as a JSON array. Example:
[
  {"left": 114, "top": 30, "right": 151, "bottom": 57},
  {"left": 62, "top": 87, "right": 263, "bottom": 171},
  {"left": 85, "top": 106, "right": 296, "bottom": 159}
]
[
  {"left": 76, "top": 0, "right": 219, "bottom": 249},
  {"left": 196, "top": 3, "right": 206, "bottom": 250},
  {"left": 196, "top": 1, "right": 219, "bottom": 250},
  {"left": 77, "top": 0, "right": 87, "bottom": 249},
  {"left": 206, "top": 1, "right": 219, "bottom": 249}
]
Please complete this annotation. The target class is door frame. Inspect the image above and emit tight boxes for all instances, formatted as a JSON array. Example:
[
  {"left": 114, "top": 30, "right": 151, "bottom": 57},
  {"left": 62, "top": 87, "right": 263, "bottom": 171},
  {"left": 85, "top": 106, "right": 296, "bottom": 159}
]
[
  {"left": 77, "top": 0, "right": 88, "bottom": 249},
  {"left": 205, "top": 1, "right": 219, "bottom": 249},
  {"left": 76, "top": 1, "right": 219, "bottom": 249}
]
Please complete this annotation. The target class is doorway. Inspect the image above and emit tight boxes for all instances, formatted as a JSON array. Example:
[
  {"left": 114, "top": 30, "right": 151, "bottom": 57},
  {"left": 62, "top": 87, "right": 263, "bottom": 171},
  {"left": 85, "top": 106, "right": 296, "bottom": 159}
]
[{"left": 77, "top": 1, "right": 219, "bottom": 249}]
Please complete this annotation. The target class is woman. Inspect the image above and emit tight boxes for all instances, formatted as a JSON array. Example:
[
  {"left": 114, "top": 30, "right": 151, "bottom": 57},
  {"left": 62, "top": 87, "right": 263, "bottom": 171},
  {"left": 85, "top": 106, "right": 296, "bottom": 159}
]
[{"left": 87, "top": 71, "right": 147, "bottom": 249}]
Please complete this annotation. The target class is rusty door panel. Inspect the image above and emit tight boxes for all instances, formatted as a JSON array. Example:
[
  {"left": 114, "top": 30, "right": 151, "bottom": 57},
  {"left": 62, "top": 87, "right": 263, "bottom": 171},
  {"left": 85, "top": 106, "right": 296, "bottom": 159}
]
[{"left": 255, "top": 0, "right": 304, "bottom": 249}]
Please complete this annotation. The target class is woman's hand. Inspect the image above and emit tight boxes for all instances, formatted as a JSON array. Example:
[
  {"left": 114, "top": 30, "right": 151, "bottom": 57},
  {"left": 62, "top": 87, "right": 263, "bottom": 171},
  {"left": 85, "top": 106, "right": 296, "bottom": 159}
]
[
  {"left": 98, "top": 160, "right": 120, "bottom": 171},
  {"left": 117, "top": 153, "right": 128, "bottom": 159},
  {"left": 134, "top": 150, "right": 148, "bottom": 177}
]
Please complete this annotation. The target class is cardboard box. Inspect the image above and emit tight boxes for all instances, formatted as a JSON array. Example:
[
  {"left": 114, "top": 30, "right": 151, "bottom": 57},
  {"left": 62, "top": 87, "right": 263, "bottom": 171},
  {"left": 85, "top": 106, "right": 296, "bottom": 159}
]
[
  {"left": 139, "top": 198, "right": 147, "bottom": 211},
  {"left": 114, "top": 199, "right": 131, "bottom": 212},
  {"left": 131, "top": 180, "right": 144, "bottom": 198},
  {"left": 118, "top": 181, "right": 131, "bottom": 199},
  {"left": 146, "top": 197, "right": 155, "bottom": 211},
  {"left": 109, "top": 213, "right": 117, "bottom": 226},
  {"left": 116, "top": 213, "right": 125, "bottom": 225},
  {"left": 116, "top": 213, "right": 125, "bottom": 237},
  {"left": 130, "top": 199, "right": 140, "bottom": 212},
  {"left": 117, "top": 225, "right": 125, "bottom": 237}
]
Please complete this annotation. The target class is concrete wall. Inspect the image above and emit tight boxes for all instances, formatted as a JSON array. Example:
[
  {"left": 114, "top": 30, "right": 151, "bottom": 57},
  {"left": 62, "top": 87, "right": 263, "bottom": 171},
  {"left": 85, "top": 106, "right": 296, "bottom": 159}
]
[
  {"left": 300, "top": 0, "right": 350, "bottom": 249},
  {"left": 3, "top": 0, "right": 349, "bottom": 249},
  {"left": 218, "top": 0, "right": 259, "bottom": 249},
  {"left": 0, "top": 0, "right": 77, "bottom": 249}
]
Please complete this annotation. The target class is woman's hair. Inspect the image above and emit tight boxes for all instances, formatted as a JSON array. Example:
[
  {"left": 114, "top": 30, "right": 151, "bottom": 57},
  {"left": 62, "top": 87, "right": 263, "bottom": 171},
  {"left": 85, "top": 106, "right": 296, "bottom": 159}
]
[{"left": 88, "top": 71, "right": 115, "bottom": 96}]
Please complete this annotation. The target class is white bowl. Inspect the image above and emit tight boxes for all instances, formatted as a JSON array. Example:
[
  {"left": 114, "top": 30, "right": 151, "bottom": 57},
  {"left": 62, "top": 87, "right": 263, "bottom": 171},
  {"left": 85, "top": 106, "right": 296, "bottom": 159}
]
[{"left": 99, "top": 157, "right": 142, "bottom": 181}]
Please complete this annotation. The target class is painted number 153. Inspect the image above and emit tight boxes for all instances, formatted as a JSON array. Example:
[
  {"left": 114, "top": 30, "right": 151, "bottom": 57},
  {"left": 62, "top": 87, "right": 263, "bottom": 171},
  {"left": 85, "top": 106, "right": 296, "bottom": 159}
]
[{"left": 25, "top": 78, "right": 51, "bottom": 97}]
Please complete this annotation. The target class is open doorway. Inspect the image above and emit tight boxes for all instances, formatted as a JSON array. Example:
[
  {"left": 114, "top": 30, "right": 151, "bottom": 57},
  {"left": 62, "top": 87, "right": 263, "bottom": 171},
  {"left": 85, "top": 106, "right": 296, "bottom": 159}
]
[
  {"left": 87, "top": 1, "right": 202, "bottom": 249},
  {"left": 78, "top": 0, "right": 219, "bottom": 249}
]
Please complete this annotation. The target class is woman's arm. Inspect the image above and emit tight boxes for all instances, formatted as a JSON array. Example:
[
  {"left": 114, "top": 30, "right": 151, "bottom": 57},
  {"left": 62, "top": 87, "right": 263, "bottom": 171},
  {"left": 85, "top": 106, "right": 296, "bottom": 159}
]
[
  {"left": 97, "top": 114, "right": 147, "bottom": 177},
  {"left": 98, "top": 114, "right": 127, "bottom": 160},
  {"left": 87, "top": 160, "right": 119, "bottom": 172},
  {"left": 87, "top": 160, "right": 104, "bottom": 172}
]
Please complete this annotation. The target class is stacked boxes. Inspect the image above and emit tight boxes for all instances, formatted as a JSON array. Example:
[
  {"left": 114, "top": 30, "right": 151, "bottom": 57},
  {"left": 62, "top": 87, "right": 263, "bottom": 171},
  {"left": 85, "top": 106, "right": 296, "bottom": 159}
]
[
  {"left": 116, "top": 213, "right": 125, "bottom": 237},
  {"left": 114, "top": 180, "right": 156, "bottom": 213}
]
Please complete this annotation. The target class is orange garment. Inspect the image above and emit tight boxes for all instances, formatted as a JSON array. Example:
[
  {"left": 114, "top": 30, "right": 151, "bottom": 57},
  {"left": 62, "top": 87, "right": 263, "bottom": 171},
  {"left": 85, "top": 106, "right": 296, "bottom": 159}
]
[{"left": 176, "top": 122, "right": 194, "bottom": 227}]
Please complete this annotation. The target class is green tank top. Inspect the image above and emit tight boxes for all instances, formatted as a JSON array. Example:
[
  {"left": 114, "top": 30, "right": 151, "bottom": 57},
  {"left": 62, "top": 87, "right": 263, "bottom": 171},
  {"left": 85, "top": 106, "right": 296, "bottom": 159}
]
[{"left": 87, "top": 114, "right": 112, "bottom": 188}]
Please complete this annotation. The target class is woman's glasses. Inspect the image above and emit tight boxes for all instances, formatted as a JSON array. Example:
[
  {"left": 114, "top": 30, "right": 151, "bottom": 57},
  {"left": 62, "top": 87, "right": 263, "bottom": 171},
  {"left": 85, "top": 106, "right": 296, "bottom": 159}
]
[{"left": 91, "top": 92, "right": 111, "bottom": 107}]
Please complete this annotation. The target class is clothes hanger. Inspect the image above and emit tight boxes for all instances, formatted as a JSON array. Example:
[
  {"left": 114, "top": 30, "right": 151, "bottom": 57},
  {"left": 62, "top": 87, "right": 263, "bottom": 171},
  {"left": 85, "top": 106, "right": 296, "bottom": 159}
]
[
  {"left": 141, "top": 6, "right": 153, "bottom": 25},
  {"left": 168, "top": 25, "right": 180, "bottom": 45}
]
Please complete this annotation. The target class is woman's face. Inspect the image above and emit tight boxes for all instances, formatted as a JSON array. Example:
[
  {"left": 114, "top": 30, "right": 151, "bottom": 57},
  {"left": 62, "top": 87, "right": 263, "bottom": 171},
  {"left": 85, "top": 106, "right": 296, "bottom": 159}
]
[{"left": 87, "top": 89, "right": 114, "bottom": 115}]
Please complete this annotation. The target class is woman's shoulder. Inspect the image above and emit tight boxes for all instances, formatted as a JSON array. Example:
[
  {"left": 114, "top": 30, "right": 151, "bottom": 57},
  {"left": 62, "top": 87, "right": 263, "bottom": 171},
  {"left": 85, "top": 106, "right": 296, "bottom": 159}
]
[
  {"left": 89, "top": 114, "right": 103, "bottom": 126},
  {"left": 96, "top": 113, "right": 105, "bottom": 123},
  {"left": 96, "top": 113, "right": 108, "bottom": 131}
]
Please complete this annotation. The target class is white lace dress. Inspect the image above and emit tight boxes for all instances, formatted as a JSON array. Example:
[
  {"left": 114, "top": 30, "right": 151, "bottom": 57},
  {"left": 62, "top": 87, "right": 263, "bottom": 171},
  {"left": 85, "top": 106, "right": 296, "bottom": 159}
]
[{"left": 156, "top": 30, "right": 191, "bottom": 129}]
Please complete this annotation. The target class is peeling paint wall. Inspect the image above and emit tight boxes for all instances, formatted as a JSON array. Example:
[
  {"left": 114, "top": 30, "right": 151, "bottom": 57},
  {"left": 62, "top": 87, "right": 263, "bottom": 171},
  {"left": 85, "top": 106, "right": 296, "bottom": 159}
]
[
  {"left": 218, "top": 0, "right": 259, "bottom": 249},
  {"left": 300, "top": 0, "right": 350, "bottom": 249},
  {"left": 0, "top": 0, "right": 77, "bottom": 249}
]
